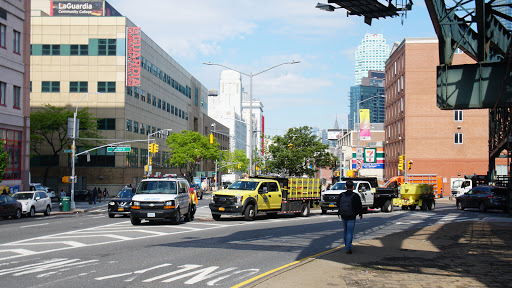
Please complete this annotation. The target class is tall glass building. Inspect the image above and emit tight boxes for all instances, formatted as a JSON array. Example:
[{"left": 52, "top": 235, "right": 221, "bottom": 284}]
[
  {"left": 354, "top": 34, "right": 390, "bottom": 85},
  {"left": 348, "top": 71, "right": 385, "bottom": 130}
]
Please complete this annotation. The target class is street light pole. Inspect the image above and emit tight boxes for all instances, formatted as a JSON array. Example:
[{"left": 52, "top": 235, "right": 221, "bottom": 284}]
[
  {"left": 71, "top": 92, "right": 100, "bottom": 209},
  {"left": 204, "top": 60, "right": 300, "bottom": 176}
]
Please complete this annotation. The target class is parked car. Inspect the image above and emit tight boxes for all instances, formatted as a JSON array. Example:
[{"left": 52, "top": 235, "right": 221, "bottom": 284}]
[
  {"left": 189, "top": 183, "right": 204, "bottom": 200},
  {"left": 74, "top": 190, "right": 91, "bottom": 202},
  {"left": 108, "top": 187, "right": 135, "bottom": 218},
  {"left": 456, "top": 185, "right": 508, "bottom": 212},
  {"left": 0, "top": 195, "right": 22, "bottom": 219},
  {"left": 12, "top": 191, "right": 52, "bottom": 217},
  {"left": 29, "top": 183, "right": 56, "bottom": 198}
]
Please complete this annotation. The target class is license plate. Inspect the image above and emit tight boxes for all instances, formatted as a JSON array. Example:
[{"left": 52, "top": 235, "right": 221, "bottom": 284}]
[
  {"left": 118, "top": 208, "right": 124, "bottom": 212},
  {"left": 329, "top": 204, "right": 335, "bottom": 207},
  {"left": 147, "top": 213, "right": 155, "bottom": 217},
  {"left": 219, "top": 207, "right": 225, "bottom": 211}
]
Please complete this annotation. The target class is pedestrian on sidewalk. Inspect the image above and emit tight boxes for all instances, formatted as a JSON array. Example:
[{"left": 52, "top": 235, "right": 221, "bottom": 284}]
[
  {"left": 336, "top": 180, "right": 363, "bottom": 254},
  {"left": 103, "top": 188, "right": 108, "bottom": 201},
  {"left": 92, "top": 187, "right": 98, "bottom": 204}
]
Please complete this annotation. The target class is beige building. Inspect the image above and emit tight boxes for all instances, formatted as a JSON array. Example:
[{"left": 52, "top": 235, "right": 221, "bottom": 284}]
[
  {"left": 30, "top": 0, "right": 227, "bottom": 192},
  {"left": 384, "top": 38, "right": 505, "bottom": 196},
  {"left": 0, "top": 0, "right": 31, "bottom": 191}
]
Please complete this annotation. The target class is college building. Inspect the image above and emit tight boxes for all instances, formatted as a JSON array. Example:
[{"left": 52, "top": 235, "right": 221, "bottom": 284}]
[{"left": 29, "top": 0, "right": 228, "bottom": 192}]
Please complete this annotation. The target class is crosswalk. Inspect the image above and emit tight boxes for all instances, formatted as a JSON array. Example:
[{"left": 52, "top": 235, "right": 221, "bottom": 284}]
[{"left": 392, "top": 211, "right": 481, "bottom": 225}]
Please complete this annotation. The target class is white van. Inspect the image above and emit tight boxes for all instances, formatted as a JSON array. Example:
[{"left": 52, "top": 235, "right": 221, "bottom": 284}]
[{"left": 130, "top": 176, "right": 192, "bottom": 225}]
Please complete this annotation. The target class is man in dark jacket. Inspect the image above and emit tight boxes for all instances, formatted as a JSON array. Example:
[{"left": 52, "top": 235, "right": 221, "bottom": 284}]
[
  {"left": 336, "top": 180, "right": 363, "bottom": 254},
  {"left": 92, "top": 187, "right": 98, "bottom": 204}
]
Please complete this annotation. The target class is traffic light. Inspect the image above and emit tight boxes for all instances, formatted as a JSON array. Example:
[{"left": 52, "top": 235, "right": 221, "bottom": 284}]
[
  {"left": 154, "top": 144, "right": 159, "bottom": 153},
  {"left": 62, "top": 176, "right": 71, "bottom": 183},
  {"left": 144, "top": 165, "right": 148, "bottom": 172},
  {"left": 407, "top": 160, "right": 412, "bottom": 170},
  {"left": 398, "top": 155, "right": 404, "bottom": 171},
  {"left": 149, "top": 157, "right": 153, "bottom": 165},
  {"left": 288, "top": 143, "right": 293, "bottom": 149},
  {"left": 209, "top": 134, "right": 214, "bottom": 144},
  {"left": 148, "top": 143, "right": 154, "bottom": 153}
]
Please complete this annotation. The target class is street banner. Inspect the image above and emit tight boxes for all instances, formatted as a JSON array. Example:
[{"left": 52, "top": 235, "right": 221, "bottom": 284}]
[
  {"left": 50, "top": 1, "right": 104, "bottom": 16},
  {"left": 359, "top": 108, "right": 371, "bottom": 140}
]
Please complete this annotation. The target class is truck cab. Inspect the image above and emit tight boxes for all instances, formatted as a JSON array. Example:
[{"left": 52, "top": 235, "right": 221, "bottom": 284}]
[
  {"left": 451, "top": 178, "right": 472, "bottom": 197},
  {"left": 320, "top": 180, "right": 373, "bottom": 214}
]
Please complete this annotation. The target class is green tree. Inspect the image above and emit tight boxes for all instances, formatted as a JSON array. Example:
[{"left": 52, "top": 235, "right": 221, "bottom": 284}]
[
  {"left": 0, "top": 141, "right": 7, "bottom": 182},
  {"left": 220, "top": 149, "right": 249, "bottom": 174},
  {"left": 30, "top": 104, "right": 101, "bottom": 183},
  {"left": 166, "top": 131, "right": 219, "bottom": 182},
  {"left": 268, "top": 126, "right": 337, "bottom": 177},
  {"left": 252, "top": 134, "right": 273, "bottom": 175}
]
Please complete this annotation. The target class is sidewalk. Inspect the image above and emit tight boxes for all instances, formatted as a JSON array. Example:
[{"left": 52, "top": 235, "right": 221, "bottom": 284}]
[
  {"left": 243, "top": 215, "right": 512, "bottom": 288},
  {"left": 51, "top": 199, "right": 108, "bottom": 215}
]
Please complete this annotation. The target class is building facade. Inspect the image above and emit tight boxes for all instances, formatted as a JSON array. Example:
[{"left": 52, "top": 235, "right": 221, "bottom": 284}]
[
  {"left": 241, "top": 90, "right": 263, "bottom": 158},
  {"left": 0, "top": 0, "right": 31, "bottom": 192},
  {"left": 348, "top": 70, "right": 385, "bottom": 130},
  {"left": 384, "top": 38, "right": 504, "bottom": 196},
  {"left": 354, "top": 33, "right": 390, "bottom": 85},
  {"left": 30, "top": 0, "right": 225, "bottom": 192}
]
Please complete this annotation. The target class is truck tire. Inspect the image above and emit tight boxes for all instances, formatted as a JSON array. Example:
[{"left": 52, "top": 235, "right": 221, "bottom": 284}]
[
  {"left": 409, "top": 205, "right": 417, "bottom": 211},
  {"left": 382, "top": 200, "right": 393, "bottom": 213},
  {"left": 296, "top": 202, "right": 309, "bottom": 217},
  {"left": 212, "top": 214, "right": 221, "bottom": 220},
  {"left": 244, "top": 204, "right": 256, "bottom": 221},
  {"left": 428, "top": 200, "right": 435, "bottom": 211},
  {"left": 130, "top": 216, "right": 141, "bottom": 225},
  {"left": 420, "top": 201, "right": 427, "bottom": 211},
  {"left": 321, "top": 209, "right": 327, "bottom": 215},
  {"left": 401, "top": 205, "right": 408, "bottom": 210},
  {"left": 171, "top": 209, "right": 181, "bottom": 225}
]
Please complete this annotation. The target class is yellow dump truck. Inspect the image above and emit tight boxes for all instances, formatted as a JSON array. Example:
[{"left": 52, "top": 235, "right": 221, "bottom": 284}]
[
  {"left": 209, "top": 176, "right": 321, "bottom": 221},
  {"left": 393, "top": 183, "right": 436, "bottom": 211}
]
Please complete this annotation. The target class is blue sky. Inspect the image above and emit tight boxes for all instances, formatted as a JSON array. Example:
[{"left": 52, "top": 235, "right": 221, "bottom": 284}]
[{"left": 109, "top": 0, "right": 437, "bottom": 136}]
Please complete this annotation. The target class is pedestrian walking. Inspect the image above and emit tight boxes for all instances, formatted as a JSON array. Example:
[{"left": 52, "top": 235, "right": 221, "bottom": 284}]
[
  {"left": 103, "top": 188, "right": 108, "bottom": 201},
  {"left": 92, "top": 187, "right": 98, "bottom": 204},
  {"left": 336, "top": 180, "right": 363, "bottom": 254},
  {"left": 1, "top": 188, "right": 8, "bottom": 195}
]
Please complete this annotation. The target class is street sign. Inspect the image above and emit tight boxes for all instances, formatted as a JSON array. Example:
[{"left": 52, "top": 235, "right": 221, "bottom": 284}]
[
  {"left": 107, "top": 147, "right": 131, "bottom": 152},
  {"left": 64, "top": 149, "right": 72, "bottom": 153}
]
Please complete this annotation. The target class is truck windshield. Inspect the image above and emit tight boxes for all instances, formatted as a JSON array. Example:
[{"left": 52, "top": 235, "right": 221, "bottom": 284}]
[
  {"left": 136, "top": 181, "right": 177, "bottom": 194},
  {"left": 330, "top": 182, "right": 346, "bottom": 190},
  {"left": 452, "top": 180, "right": 463, "bottom": 188},
  {"left": 228, "top": 181, "right": 259, "bottom": 191}
]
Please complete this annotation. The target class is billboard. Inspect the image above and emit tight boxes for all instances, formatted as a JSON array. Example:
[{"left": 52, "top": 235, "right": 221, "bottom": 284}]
[
  {"left": 359, "top": 109, "right": 371, "bottom": 140},
  {"left": 126, "top": 27, "right": 142, "bottom": 87},
  {"left": 50, "top": 1, "right": 104, "bottom": 16},
  {"left": 327, "top": 129, "right": 343, "bottom": 140}
]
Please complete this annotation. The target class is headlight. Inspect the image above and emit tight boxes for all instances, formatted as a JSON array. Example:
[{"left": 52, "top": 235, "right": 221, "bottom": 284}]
[
  {"left": 235, "top": 195, "right": 243, "bottom": 204},
  {"left": 164, "top": 200, "right": 175, "bottom": 209},
  {"left": 132, "top": 201, "right": 140, "bottom": 206},
  {"left": 108, "top": 201, "right": 115, "bottom": 205},
  {"left": 210, "top": 194, "right": 215, "bottom": 203}
]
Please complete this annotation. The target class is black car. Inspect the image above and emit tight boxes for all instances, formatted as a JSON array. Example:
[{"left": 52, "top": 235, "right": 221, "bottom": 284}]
[
  {"left": 108, "top": 187, "right": 135, "bottom": 218},
  {"left": 456, "top": 185, "right": 508, "bottom": 212},
  {"left": 0, "top": 195, "right": 22, "bottom": 219}
]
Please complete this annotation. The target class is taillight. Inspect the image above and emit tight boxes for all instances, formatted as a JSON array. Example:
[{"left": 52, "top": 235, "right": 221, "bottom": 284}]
[{"left": 487, "top": 195, "right": 494, "bottom": 199}]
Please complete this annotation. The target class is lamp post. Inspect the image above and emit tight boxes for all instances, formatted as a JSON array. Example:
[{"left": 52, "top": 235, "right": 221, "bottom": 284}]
[
  {"left": 355, "top": 95, "right": 385, "bottom": 165},
  {"left": 146, "top": 128, "right": 172, "bottom": 177},
  {"left": 71, "top": 92, "right": 100, "bottom": 209},
  {"left": 204, "top": 60, "right": 300, "bottom": 176}
]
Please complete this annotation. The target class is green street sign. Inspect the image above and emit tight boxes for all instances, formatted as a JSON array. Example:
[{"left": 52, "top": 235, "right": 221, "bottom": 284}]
[
  {"left": 107, "top": 147, "right": 131, "bottom": 152},
  {"left": 64, "top": 149, "right": 72, "bottom": 153}
]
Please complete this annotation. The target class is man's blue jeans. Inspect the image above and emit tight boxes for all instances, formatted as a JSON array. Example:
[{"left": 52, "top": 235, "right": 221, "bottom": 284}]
[{"left": 342, "top": 218, "right": 356, "bottom": 251}]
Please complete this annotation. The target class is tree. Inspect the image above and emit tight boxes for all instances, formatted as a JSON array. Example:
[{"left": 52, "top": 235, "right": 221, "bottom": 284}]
[
  {"left": 0, "top": 141, "right": 7, "bottom": 182},
  {"left": 166, "top": 131, "right": 219, "bottom": 182},
  {"left": 30, "top": 104, "right": 101, "bottom": 184},
  {"left": 220, "top": 149, "right": 249, "bottom": 174},
  {"left": 252, "top": 134, "right": 273, "bottom": 175},
  {"left": 268, "top": 126, "right": 337, "bottom": 177}
]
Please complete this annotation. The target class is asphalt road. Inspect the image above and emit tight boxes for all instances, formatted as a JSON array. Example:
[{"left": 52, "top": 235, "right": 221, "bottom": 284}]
[{"left": 0, "top": 198, "right": 508, "bottom": 287}]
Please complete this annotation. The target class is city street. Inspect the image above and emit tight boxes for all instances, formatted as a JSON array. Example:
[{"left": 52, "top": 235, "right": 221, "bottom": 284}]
[{"left": 0, "top": 198, "right": 508, "bottom": 287}]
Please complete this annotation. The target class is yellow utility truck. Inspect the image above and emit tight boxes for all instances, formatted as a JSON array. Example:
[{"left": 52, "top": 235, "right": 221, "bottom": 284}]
[
  {"left": 209, "top": 176, "right": 321, "bottom": 221},
  {"left": 393, "top": 183, "right": 436, "bottom": 211}
]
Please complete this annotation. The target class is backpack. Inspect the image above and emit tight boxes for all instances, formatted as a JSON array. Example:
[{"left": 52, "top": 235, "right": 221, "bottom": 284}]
[{"left": 338, "top": 192, "right": 355, "bottom": 218}]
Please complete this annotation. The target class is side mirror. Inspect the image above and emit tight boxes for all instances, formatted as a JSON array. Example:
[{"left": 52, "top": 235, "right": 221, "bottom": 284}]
[
  {"left": 259, "top": 187, "right": 268, "bottom": 194},
  {"left": 36, "top": 197, "right": 41, "bottom": 200}
]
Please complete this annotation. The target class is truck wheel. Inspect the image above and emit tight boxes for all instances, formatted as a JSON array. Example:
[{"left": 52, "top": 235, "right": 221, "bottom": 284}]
[
  {"left": 296, "top": 203, "right": 310, "bottom": 217},
  {"left": 420, "top": 201, "right": 427, "bottom": 211},
  {"left": 130, "top": 216, "right": 141, "bottom": 225},
  {"left": 171, "top": 209, "right": 181, "bottom": 225},
  {"left": 409, "top": 205, "right": 417, "bottom": 211},
  {"left": 457, "top": 201, "right": 465, "bottom": 210},
  {"left": 382, "top": 200, "right": 393, "bottom": 213},
  {"left": 321, "top": 209, "right": 327, "bottom": 215},
  {"left": 212, "top": 214, "right": 221, "bottom": 220},
  {"left": 401, "top": 206, "right": 408, "bottom": 210},
  {"left": 428, "top": 200, "right": 435, "bottom": 211},
  {"left": 244, "top": 204, "right": 256, "bottom": 221}
]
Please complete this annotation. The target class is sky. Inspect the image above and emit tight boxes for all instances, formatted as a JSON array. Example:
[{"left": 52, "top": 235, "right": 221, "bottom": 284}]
[{"left": 108, "top": 0, "right": 437, "bottom": 136}]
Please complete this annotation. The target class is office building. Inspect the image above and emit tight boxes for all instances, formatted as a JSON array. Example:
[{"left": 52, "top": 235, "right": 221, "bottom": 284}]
[
  {"left": 354, "top": 33, "right": 390, "bottom": 85},
  {"left": 348, "top": 71, "right": 385, "bottom": 130},
  {"left": 242, "top": 90, "right": 263, "bottom": 157}
]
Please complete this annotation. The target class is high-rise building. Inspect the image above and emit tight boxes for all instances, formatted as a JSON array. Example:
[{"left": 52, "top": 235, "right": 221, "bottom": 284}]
[
  {"left": 0, "top": 0, "right": 31, "bottom": 191},
  {"left": 209, "top": 70, "right": 248, "bottom": 153},
  {"left": 348, "top": 71, "right": 385, "bottom": 130},
  {"left": 29, "top": 0, "right": 225, "bottom": 193},
  {"left": 354, "top": 33, "right": 390, "bottom": 85},
  {"left": 241, "top": 90, "right": 263, "bottom": 157}
]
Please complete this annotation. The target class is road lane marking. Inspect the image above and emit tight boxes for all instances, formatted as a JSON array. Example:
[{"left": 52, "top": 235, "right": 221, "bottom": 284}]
[{"left": 20, "top": 223, "right": 49, "bottom": 228}]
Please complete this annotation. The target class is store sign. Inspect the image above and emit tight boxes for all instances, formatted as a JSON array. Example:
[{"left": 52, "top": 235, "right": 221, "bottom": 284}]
[
  {"left": 50, "top": 1, "right": 104, "bottom": 16},
  {"left": 126, "top": 27, "right": 142, "bottom": 87}
]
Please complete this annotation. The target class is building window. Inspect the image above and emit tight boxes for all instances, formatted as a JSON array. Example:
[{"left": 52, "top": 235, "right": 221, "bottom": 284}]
[
  {"left": 195, "top": 87, "right": 199, "bottom": 106},
  {"left": 0, "top": 82, "right": 5, "bottom": 106},
  {"left": 69, "top": 81, "right": 88, "bottom": 93},
  {"left": 97, "top": 118, "right": 115, "bottom": 130},
  {"left": 167, "top": 103, "right": 170, "bottom": 113},
  {"left": 162, "top": 100, "right": 166, "bottom": 111},
  {"left": 13, "top": 30, "right": 20, "bottom": 54},
  {"left": 157, "top": 98, "right": 161, "bottom": 109},
  {"left": 454, "top": 110, "right": 463, "bottom": 122},
  {"left": 134, "top": 87, "right": 139, "bottom": 99},
  {"left": 1, "top": 129, "right": 22, "bottom": 180},
  {"left": 52, "top": 45, "right": 60, "bottom": 55},
  {"left": 0, "top": 24, "right": 6, "bottom": 49},
  {"left": 126, "top": 119, "right": 132, "bottom": 132},
  {"left": 454, "top": 133, "right": 463, "bottom": 144},
  {"left": 126, "top": 86, "right": 132, "bottom": 96},
  {"left": 134, "top": 121, "right": 139, "bottom": 133},
  {"left": 97, "top": 81, "right": 116, "bottom": 93},
  {"left": 41, "top": 81, "right": 60, "bottom": 92},
  {"left": 147, "top": 93, "right": 152, "bottom": 104},
  {"left": 146, "top": 125, "right": 150, "bottom": 135},
  {"left": 140, "top": 123, "right": 145, "bottom": 135},
  {"left": 71, "top": 44, "right": 88, "bottom": 55},
  {"left": 13, "top": 86, "right": 20, "bottom": 109},
  {"left": 140, "top": 90, "right": 145, "bottom": 102},
  {"left": 126, "top": 147, "right": 139, "bottom": 168},
  {"left": 98, "top": 39, "right": 116, "bottom": 56},
  {"left": 42, "top": 44, "right": 51, "bottom": 55},
  {"left": 152, "top": 95, "right": 156, "bottom": 106}
]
